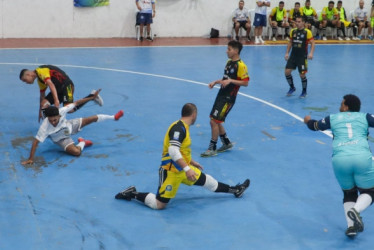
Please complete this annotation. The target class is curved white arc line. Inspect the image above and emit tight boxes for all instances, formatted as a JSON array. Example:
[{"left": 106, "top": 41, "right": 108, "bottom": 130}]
[{"left": 4, "top": 62, "right": 332, "bottom": 138}]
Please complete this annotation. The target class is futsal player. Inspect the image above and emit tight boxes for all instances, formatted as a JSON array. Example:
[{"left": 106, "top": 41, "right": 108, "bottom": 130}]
[
  {"left": 19, "top": 65, "right": 103, "bottom": 122},
  {"left": 21, "top": 90, "right": 123, "bottom": 165},
  {"left": 304, "top": 94, "right": 374, "bottom": 238},
  {"left": 284, "top": 16, "right": 315, "bottom": 98},
  {"left": 115, "top": 103, "right": 250, "bottom": 209},
  {"left": 201, "top": 40, "right": 249, "bottom": 157}
]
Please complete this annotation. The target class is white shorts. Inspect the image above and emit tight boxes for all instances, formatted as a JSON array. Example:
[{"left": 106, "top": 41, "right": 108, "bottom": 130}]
[{"left": 54, "top": 118, "right": 82, "bottom": 151}]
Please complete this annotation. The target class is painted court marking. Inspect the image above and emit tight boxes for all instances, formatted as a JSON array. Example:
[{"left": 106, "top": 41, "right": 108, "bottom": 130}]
[{"left": 1, "top": 62, "right": 333, "bottom": 139}]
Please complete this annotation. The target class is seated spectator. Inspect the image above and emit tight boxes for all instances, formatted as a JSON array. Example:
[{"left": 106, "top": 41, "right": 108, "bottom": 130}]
[
  {"left": 300, "top": 0, "right": 318, "bottom": 33},
  {"left": 135, "top": 0, "right": 156, "bottom": 42},
  {"left": 232, "top": 0, "right": 252, "bottom": 41},
  {"left": 354, "top": 0, "right": 373, "bottom": 40},
  {"left": 289, "top": 2, "right": 304, "bottom": 28},
  {"left": 315, "top": 1, "right": 340, "bottom": 41},
  {"left": 336, "top": 1, "right": 358, "bottom": 40},
  {"left": 371, "top": 1, "right": 374, "bottom": 40},
  {"left": 269, "top": 1, "right": 290, "bottom": 41}
]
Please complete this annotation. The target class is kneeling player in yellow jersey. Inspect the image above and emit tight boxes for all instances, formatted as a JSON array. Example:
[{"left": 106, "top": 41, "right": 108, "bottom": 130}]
[{"left": 115, "top": 103, "right": 250, "bottom": 209}]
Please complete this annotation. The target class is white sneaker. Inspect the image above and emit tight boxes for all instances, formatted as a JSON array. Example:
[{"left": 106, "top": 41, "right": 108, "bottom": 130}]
[
  {"left": 338, "top": 36, "right": 343, "bottom": 41},
  {"left": 255, "top": 37, "right": 260, "bottom": 44},
  {"left": 285, "top": 36, "right": 290, "bottom": 41},
  {"left": 91, "top": 89, "right": 104, "bottom": 106},
  {"left": 352, "top": 36, "right": 359, "bottom": 40},
  {"left": 259, "top": 37, "right": 265, "bottom": 44},
  {"left": 345, "top": 37, "right": 351, "bottom": 41},
  {"left": 322, "top": 36, "right": 327, "bottom": 41},
  {"left": 272, "top": 37, "right": 277, "bottom": 41}
]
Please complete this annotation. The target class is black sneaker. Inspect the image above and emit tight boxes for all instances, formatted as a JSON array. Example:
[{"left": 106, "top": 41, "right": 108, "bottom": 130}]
[
  {"left": 345, "top": 226, "right": 357, "bottom": 238},
  {"left": 286, "top": 87, "right": 296, "bottom": 96},
  {"left": 233, "top": 179, "right": 250, "bottom": 198},
  {"left": 247, "top": 36, "right": 251, "bottom": 41},
  {"left": 347, "top": 208, "right": 364, "bottom": 232},
  {"left": 235, "top": 36, "right": 239, "bottom": 41},
  {"left": 146, "top": 36, "right": 153, "bottom": 41},
  {"left": 139, "top": 36, "right": 143, "bottom": 42},
  {"left": 115, "top": 186, "right": 136, "bottom": 200}
]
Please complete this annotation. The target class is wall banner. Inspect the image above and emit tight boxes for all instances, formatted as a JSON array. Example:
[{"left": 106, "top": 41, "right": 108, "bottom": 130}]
[{"left": 74, "top": 0, "right": 109, "bottom": 7}]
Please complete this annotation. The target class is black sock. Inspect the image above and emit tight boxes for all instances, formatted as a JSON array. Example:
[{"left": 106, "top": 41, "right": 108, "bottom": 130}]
[
  {"left": 219, "top": 133, "right": 231, "bottom": 145},
  {"left": 208, "top": 139, "right": 217, "bottom": 151},
  {"left": 286, "top": 75, "right": 295, "bottom": 89},
  {"left": 135, "top": 192, "right": 148, "bottom": 202},
  {"left": 301, "top": 76, "right": 307, "bottom": 91},
  {"left": 215, "top": 182, "right": 230, "bottom": 193}
]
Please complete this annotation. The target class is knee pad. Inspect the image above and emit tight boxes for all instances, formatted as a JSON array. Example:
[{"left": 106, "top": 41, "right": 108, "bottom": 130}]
[
  {"left": 343, "top": 187, "right": 358, "bottom": 203},
  {"left": 203, "top": 174, "right": 218, "bottom": 192},
  {"left": 144, "top": 193, "right": 158, "bottom": 210},
  {"left": 358, "top": 187, "right": 374, "bottom": 204}
]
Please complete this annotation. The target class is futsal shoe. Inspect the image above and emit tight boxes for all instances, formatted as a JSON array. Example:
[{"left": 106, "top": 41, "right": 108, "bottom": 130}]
[
  {"left": 259, "top": 37, "right": 265, "bottom": 44},
  {"left": 286, "top": 87, "right": 296, "bottom": 96},
  {"left": 114, "top": 110, "right": 124, "bottom": 120},
  {"left": 200, "top": 149, "right": 217, "bottom": 157},
  {"left": 255, "top": 37, "right": 260, "bottom": 44},
  {"left": 115, "top": 186, "right": 137, "bottom": 201},
  {"left": 345, "top": 226, "right": 357, "bottom": 238},
  {"left": 299, "top": 90, "right": 307, "bottom": 99},
  {"left": 91, "top": 89, "right": 104, "bottom": 106},
  {"left": 347, "top": 208, "right": 364, "bottom": 233},
  {"left": 78, "top": 137, "right": 93, "bottom": 147},
  {"left": 233, "top": 179, "right": 250, "bottom": 198},
  {"left": 146, "top": 36, "right": 153, "bottom": 41},
  {"left": 217, "top": 143, "right": 233, "bottom": 153}
]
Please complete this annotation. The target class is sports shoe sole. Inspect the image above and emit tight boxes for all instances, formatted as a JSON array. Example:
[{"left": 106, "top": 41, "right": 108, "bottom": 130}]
[
  {"left": 234, "top": 179, "right": 250, "bottom": 198},
  {"left": 115, "top": 110, "right": 124, "bottom": 120},
  {"left": 345, "top": 226, "right": 357, "bottom": 238},
  {"left": 115, "top": 186, "right": 136, "bottom": 200},
  {"left": 200, "top": 151, "right": 217, "bottom": 157},
  {"left": 217, "top": 144, "right": 233, "bottom": 153}
]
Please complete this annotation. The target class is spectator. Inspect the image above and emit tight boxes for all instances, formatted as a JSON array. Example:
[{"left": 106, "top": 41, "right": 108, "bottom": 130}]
[
  {"left": 354, "top": 0, "right": 373, "bottom": 40},
  {"left": 232, "top": 0, "right": 252, "bottom": 41},
  {"left": 269, "top": 1, "right": 290, "bottom": 41},
  {"left": 135, "top": 0, "right": 156, "bottom": 41},
  {"left": 371, "top": 1, "right": 374, "bottom": 40},
  {"left": 300, "top": 0, "right": 318, "bottom": 33},
  {"left": 336, "top": 1, "right": 358, "bottom": 40},
  {"left": 316, "top": 1, "right": 340, "bottom": 41},
  {"left": 289, "top": 2, "right": 304, "bottom": 28},
  {"left": 253, "top": 0, "right": 271, "bottom": 44}
]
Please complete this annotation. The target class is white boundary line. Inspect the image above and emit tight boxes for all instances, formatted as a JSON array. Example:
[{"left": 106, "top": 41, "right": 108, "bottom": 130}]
[{"left": 1, "top": 62, "right": 333, "bottom": 138}]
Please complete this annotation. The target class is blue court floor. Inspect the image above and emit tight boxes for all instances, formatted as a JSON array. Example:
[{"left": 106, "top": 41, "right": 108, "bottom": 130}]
[{"left": 1, "top": 44, "right": 374, "bottom": 250}]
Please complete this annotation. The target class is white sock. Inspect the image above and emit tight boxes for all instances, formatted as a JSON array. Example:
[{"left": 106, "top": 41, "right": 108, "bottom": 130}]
[
  {"left": 344, "top": 202, "right": 355, "bottom": 227},
  {"left": 97, "top": 114, "right": 114, "bottom": 122},
  {"left": 354, "top": 193, "right": 372, "bottom": 213},
  {"left": 77, "top": 141, "right": 85, "bottom": 151},
  {"left": 144, "top": 193, "right": 158, "bottom": 209}
]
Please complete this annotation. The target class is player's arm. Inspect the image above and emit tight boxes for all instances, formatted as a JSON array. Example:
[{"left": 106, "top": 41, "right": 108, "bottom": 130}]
[
  {"left": 39, "top": 91, "right": 46, "bottom": 122},
  {"left": 284, "top": 35, "right": 292, "bottom": 60},
  {"left": 152, "top": 2, "right": 155, "bottom": 18},
  {"left": 44, "top": 79, "right": 59, "bottom": 107},
  {"left": 366, "top": 113, "right": 374, "bottom": 127},
  {"left": 220, "top": 78, "right": 249, "bottom": 88},
  {"left": 308, "top": 35, "right": 315, "bottom": 60},
  {"left": 168, "top": 126, "right": 198, "bottom": 182},
  {"left": 135, "top": 0, "right": 141, "bottom": 11},
  {"left": 21, "top": 138, "right": 40, "bottom": 165},
  {"left": 190, "top": 159, "right": 203, "bottom": 170},
  {"left": 304, "top": 115, "right": 331, "bottom": 131}
]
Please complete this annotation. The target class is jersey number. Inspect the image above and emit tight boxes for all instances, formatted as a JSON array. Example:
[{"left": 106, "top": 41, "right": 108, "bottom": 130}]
[{"left": 345, "top": 123, "right": 353, "bottom": 138}]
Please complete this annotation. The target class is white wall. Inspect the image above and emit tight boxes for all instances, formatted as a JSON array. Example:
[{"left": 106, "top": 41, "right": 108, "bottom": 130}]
[{"left": 0, "top": 0, "right": 372, "bottom": 38}]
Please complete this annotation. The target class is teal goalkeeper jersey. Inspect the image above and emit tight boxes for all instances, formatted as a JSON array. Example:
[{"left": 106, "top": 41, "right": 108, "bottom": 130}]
[{"left": 330, "top": 112, "right": 371, "bottom": 157}]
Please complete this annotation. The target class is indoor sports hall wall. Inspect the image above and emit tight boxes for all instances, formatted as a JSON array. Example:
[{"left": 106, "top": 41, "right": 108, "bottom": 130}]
[{"left": 0, "top": 0, "right": 370, "bottom": 38}]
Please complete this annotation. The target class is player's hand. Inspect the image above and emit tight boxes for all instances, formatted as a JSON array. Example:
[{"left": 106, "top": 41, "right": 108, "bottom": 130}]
[
  {"left": 304, "top": 115, "right": 311, "bottom": 124},
  {"left": 208, "top": 81, "right": 216, "bottom": 89},
  {"left": 284, "top": 54, "right": 289, "bottom": 61},
  {"left": 308, "top": 53, "right": 313, "bottom": 60},
  {"left": 220, "top": 79, "right": 231, "bottom": 88},
  {"left": 54, "top": 101, "right": 60, "bottom": 108},
  {"left": 186, "top": 168, "right": 198, "bottom": 182},
  {"left": 22, "top": 159, "right": 34, "bottom": 165},
  {"left": 192, "top": 162, "right": 204, "bottom": 170},
  {"left": 137, "top": 6, "right": 142, "bottom": 11}
]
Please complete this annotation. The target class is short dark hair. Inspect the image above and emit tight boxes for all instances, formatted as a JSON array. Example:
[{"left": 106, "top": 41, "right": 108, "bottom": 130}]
[
  {"left": 337, "top": 0, "right": 342, "bottom": 4},
  {"left": 305, "top": 0, "right": 310, "bottom": 3},
  {"left": 329, "top": 1, "right": 335, "bottom": 5},
  {"left": 279, "top": 1, "right": 284, "bottom": 4},
  {"left": 19, "top": 69, "right": 28, "bottom": 80},
  {"left": 181, "top": 103, "right": 197, "bottom": 117},
  {"left": 228, "top": 40, "right": 243, "bottom": 54},
  {"left": 295, "top": 2, "right": 300, "bottom": 6},
  {"left": 343, "top": 94, "right": 361, "bottom": 112},
  {"left": 44, "top": 106, "right": 60, "bottom": 117}
]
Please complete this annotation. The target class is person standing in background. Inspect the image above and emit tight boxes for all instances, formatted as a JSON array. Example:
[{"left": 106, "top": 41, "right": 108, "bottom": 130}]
[{"left": 136, "top": 0, "right": 156, "bottom": 41}]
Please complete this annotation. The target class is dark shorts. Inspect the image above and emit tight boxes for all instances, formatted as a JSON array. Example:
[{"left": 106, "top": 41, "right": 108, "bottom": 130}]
[
  {"left": 253, "top": 13, "right": 267, "bottom": 27},
  {"left": 326, "top": 20, "right": 337, "bottom": 27},
  {"left": 45, "top": 81, "right": 74, "bottom": 105},
  {"left": 286, "top": 55, "right": 308, "bottom": 74},
  {"left": 305, "top": 16, "right": 316, "bottom": 25},
  {"left": 355, "top": 20, "right": 370, "bottom": 28},
  {"left": 272, "top": 20, "right": 285, "bottom": 27},
  {"left": 137, "top": 12, "right": 153, "bottom": 25},
  {"left": 209, "top": 96, "right": 234, "bottom": 123},
  {"left": 234, "top": 20, "right": 249, "bottom": 30}
]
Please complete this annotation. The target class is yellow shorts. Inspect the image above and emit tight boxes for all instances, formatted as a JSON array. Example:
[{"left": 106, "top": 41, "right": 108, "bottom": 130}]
[
  {"left": 342, "top": 20, "right": 351, "bottom": 27},
  {"left": 158, "top": 165, "right": 202, "bottom": 199}
]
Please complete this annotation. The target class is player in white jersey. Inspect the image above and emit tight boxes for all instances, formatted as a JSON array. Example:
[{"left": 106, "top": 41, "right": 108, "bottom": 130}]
[
  {"left": 304, "top": 94, "right": 374, "bottom": 238},
  {"left": 21, "top": 90, "right": 124, "bottom": 165},
  {"left": 136, "top": 0, "right": 156, "bottom": 41}
]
